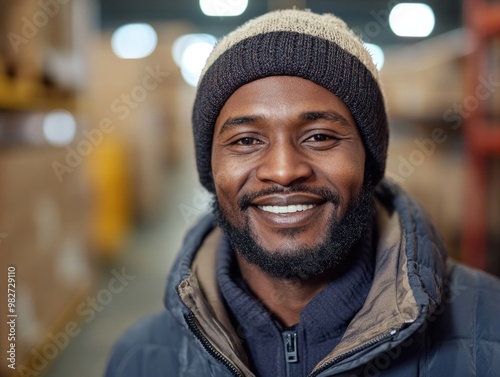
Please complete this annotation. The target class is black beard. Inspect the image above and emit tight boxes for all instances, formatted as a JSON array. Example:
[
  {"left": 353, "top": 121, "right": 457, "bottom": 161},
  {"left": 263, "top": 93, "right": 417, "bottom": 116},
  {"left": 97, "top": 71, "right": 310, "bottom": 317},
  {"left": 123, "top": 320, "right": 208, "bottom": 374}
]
[{"left": 212, "top": 184, "right": 375, "bottom": 281}]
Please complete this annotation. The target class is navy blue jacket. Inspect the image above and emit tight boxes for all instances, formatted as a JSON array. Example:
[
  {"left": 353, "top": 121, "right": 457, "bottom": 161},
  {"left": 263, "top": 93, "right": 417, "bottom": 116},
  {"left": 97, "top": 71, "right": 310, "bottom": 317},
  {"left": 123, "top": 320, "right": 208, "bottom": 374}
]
[{"left": 105, "top": 181, "right": 500, "bottom": 376}]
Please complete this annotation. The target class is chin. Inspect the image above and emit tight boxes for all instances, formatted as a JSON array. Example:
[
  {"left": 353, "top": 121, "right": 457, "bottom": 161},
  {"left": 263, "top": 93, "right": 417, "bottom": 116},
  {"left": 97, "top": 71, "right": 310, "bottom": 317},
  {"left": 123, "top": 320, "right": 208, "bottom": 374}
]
[{"left": 212, "top": 184, "right": 375, "bottom": 280}]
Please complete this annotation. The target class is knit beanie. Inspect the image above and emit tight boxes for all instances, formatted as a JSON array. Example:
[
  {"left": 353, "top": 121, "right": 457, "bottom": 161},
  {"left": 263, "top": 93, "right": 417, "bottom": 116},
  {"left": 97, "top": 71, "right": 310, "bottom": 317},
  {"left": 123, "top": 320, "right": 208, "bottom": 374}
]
[{"left": 192, "top": 9, "right": 388, "bottom": 193}]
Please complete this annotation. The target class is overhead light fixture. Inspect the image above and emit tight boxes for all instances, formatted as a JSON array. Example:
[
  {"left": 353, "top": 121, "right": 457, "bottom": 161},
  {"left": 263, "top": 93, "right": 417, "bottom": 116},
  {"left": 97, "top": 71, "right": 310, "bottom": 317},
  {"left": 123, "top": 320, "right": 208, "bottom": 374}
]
[
  {"left": 43, "top": 110, "right": 77, "bottom": 146},
  {"left": 172, "top": 34, "right": 217, "bottom": 87},
  {"left": 364, "top": 43, "right": 385, "bottom": 70},
  {"left": 111, "top": 23, "right": 158, "bottom": 59},
  {"left": 199, "top": 0, "right": 248, "bottom": 17},
  {"left": 389, "top": 3, "right": 435, "bottom": 37}
]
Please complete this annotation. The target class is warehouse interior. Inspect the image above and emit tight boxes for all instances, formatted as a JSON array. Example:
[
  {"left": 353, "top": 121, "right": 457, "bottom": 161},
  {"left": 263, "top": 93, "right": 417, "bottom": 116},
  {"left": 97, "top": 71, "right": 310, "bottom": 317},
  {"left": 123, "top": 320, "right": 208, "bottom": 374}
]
[{"left": 0, "top": 0, "right": 499, "bottom": 376}]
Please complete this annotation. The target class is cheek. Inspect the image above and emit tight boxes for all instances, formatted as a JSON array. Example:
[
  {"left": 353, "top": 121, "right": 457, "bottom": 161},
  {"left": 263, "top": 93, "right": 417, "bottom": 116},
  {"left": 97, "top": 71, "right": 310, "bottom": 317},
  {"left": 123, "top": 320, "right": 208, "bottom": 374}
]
[
  {"left": 324, "top": 146, "right": 365, "bottom": 204},
  {"left": 344, "top": 150, "right": 365, "bottom": 186},
  {"left": 211, "top": 152, "right": 252, "bottom": 212}
]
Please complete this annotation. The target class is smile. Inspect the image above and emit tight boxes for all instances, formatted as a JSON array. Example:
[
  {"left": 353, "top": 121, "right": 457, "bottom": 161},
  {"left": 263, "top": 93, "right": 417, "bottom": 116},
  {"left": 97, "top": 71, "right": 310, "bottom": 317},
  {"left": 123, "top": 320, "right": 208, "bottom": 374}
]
[{"left": 257, "top": 204, "right": 316, "bottom": 214}]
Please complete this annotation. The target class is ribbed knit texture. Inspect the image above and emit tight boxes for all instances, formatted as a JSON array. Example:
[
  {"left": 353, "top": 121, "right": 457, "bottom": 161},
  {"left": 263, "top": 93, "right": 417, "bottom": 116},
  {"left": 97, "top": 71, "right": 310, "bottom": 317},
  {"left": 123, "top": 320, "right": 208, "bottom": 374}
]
[
  {"left": 200, "top": 9, "right": 380, "bottom": 80},
  {"left": 217, "top": 230, "right": 375, "bottom": 376},
  {"left": 192, "top": 9, "right": 389, "bottom": 193}
]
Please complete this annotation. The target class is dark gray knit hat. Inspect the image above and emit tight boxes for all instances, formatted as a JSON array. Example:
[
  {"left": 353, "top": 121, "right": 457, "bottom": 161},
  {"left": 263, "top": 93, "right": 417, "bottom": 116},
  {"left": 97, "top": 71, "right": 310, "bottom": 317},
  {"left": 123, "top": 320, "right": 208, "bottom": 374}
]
[{"left": 192, "top": 9, "right": 388, "bottom": 193}]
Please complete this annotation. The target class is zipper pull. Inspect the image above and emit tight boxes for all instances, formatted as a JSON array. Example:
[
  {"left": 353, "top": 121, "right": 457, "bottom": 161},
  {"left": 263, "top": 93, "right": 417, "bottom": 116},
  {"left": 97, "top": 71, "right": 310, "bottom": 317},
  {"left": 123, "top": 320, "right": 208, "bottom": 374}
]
[{"left": 283, "top": 331, "right": 298, "bottom": 363}]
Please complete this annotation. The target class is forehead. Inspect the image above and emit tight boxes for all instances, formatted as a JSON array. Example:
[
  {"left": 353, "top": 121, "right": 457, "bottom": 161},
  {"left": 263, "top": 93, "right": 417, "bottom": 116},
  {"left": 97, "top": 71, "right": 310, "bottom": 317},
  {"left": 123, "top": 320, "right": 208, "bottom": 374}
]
[{"left": 216, "top": 76, "right": 356, "bottom": 126}]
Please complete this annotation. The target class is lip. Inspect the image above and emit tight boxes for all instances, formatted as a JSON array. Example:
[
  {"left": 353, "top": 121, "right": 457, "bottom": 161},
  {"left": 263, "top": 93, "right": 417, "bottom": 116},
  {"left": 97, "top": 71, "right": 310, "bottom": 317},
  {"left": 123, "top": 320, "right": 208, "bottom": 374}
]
[
  {"left": 250, "top": 193, "right": 327, "bottom": 207},
  {"left": 249, "top": 203, "right": 328, "bottom": 228},
  {"left": 258, "top": 203, "right": 316, "bottom": 214},
  {"left": 248, "top": 194, "right": 330, "bottom": 228}
]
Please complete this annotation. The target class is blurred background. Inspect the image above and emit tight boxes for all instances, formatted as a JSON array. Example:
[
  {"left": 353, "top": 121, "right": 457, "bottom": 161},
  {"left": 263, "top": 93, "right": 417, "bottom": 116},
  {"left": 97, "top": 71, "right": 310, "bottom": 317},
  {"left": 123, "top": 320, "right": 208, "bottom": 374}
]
[{"left": 0, "top": 0, "right": 499, "bottom": 376}]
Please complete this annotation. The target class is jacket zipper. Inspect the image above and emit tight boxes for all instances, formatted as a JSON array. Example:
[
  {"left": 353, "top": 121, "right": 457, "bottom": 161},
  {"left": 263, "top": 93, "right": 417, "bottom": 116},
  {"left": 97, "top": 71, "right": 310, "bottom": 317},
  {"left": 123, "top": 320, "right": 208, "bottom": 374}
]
[
  {"left": 184, "top": 312, "right": 243, "bottom": 377},
  {"left": 284, "top": 331, "right": 298, "bottom": 363},
  {"left": 283, "top": 330, "right": 299, "bottom": 377},
  {"left": 308, "top": 329, "right": 398, "bottom": 377}
]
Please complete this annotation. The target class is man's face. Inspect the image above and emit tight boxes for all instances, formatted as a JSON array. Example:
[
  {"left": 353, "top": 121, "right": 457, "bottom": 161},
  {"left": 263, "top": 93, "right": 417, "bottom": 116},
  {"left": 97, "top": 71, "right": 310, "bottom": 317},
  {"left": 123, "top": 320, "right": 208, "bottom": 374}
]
[{"left": 211, "top": 76, "right": 371, "bottom": 279}]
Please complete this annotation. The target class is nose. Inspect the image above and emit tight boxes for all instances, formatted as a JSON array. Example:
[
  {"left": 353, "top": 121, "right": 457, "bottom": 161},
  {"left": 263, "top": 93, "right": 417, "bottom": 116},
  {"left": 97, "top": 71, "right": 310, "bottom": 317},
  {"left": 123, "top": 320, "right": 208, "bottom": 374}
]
[{"left": 256, "top": 141, "right": 314, "bottom": 187}]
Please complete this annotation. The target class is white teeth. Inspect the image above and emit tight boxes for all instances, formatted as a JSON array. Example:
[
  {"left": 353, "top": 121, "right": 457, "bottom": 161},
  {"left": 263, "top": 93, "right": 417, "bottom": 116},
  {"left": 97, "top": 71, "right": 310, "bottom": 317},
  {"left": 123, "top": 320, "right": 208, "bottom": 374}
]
[{"left": 258, "top": 204, "right": 315, "bottom": 214}]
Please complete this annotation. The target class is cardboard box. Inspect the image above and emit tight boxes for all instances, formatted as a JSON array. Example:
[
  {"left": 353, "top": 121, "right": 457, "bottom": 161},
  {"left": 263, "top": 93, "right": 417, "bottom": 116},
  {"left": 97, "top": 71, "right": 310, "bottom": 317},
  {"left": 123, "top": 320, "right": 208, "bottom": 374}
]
[{"left": 0, "top": 146, "right": 95, "bottom": 377}]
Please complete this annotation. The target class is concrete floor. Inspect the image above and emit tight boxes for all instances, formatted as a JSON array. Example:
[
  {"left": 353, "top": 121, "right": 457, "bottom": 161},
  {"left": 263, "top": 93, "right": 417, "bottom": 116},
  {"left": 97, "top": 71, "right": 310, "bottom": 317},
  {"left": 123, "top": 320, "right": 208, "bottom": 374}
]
[{"left": 46, "top": 153, "right": 207, "bottom": 377}]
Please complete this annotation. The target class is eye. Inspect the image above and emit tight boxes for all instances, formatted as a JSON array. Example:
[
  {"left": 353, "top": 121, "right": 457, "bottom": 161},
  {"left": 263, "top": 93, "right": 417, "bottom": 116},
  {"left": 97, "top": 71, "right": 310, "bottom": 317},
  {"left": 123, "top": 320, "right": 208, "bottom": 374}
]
[
  {"left": 235, "top": 137, "right": 262, "bottom": 146},
  {"left": 307, "top": 134, "right": 331, "bottom": 142},
  {"left": 303, "top": 132, "right": 340, "bottom": 150}
]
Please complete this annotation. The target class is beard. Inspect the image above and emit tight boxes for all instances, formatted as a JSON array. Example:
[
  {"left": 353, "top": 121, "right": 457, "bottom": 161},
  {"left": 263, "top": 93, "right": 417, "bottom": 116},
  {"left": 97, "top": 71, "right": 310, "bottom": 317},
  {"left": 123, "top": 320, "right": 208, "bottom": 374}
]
[{"left": 212, "top": 183, "right": 375, "bottom": 281}]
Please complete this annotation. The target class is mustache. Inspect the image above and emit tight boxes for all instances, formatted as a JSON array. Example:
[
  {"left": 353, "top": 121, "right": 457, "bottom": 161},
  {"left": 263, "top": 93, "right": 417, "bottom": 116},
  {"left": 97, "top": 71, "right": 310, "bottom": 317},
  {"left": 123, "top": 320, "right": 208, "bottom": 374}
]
[{"left": 237, "top": 185, "right": 342, "bottom": 210}]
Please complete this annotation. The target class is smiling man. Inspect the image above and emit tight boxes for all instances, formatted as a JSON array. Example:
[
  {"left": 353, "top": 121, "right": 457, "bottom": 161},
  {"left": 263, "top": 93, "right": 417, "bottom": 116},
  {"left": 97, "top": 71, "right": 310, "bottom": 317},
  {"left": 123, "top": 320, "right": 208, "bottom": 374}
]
[
  {"left": 105, "top": 9, "right": 500, "bottom": 377},
  {"left": 212, "top": 76, "right": 369, "bottom": 281}
]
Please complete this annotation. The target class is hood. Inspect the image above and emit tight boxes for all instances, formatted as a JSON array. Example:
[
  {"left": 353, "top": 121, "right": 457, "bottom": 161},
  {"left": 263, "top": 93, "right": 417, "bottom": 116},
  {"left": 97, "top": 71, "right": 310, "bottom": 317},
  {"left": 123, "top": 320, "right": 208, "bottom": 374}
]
[{"left": 164, "top": 213, "right": 217, "bottom": 325}]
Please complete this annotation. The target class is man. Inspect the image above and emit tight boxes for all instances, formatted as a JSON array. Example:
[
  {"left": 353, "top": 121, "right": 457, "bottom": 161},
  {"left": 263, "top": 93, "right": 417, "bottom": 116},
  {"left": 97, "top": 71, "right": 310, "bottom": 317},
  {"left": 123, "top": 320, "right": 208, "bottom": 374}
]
[{"left": 105, "top": 9, "right": 500, "bottom": 377}]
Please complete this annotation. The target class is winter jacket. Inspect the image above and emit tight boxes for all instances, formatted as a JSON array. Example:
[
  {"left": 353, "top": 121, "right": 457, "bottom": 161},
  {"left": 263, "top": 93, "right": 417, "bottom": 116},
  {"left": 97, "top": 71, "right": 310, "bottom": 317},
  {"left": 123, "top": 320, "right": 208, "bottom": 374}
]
[{"left": 104, "top": 180, "right": 500, "bottom": 377}]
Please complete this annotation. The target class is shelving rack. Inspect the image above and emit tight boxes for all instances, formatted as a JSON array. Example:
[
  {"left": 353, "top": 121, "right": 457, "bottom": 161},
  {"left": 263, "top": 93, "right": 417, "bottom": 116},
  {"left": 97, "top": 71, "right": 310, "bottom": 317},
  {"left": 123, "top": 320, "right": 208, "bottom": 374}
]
[
  {"left": 462, "top": 0, "right": 500, "bottom": 270},
  {"left": 0, "top": 75, "right": 76, "bottom": 112}
]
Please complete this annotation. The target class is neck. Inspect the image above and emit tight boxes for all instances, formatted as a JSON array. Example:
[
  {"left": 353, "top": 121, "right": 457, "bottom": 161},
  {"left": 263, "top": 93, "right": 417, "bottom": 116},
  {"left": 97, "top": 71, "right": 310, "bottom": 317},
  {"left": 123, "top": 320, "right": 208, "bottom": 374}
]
[{"left": 236, "top": 253, "right": 332, "bottom": 327}]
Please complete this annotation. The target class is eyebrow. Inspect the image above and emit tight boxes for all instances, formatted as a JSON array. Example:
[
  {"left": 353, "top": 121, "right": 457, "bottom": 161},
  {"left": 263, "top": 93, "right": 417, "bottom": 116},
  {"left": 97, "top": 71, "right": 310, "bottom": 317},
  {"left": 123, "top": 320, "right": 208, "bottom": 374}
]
[
  {"left": 300, "top": 111, "right": 352, "bottom": 127},
  {"left": 218, "top": 115, "right": 263, "bottom": 135},
  {"left": 217, "top": 110, "right": 352, "bottom": 136}
]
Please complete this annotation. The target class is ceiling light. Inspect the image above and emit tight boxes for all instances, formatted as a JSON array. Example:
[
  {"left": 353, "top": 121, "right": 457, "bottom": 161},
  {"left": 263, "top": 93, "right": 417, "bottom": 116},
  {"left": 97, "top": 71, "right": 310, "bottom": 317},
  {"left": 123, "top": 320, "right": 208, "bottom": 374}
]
[
  {"left": 43, "top": 110, "right": 77, "bottom": 146},
  {"left": 389, "top": 3, "right": 435, "bottom": 37},
  {"left": 199, "top": 0, "right": 248, "bottom": 17},
  {"left": 111, "top": 23, "right": 158, "bottom": 59},
  {"left": 172, "top": 34, "right": 217, "bottom": 87}
]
